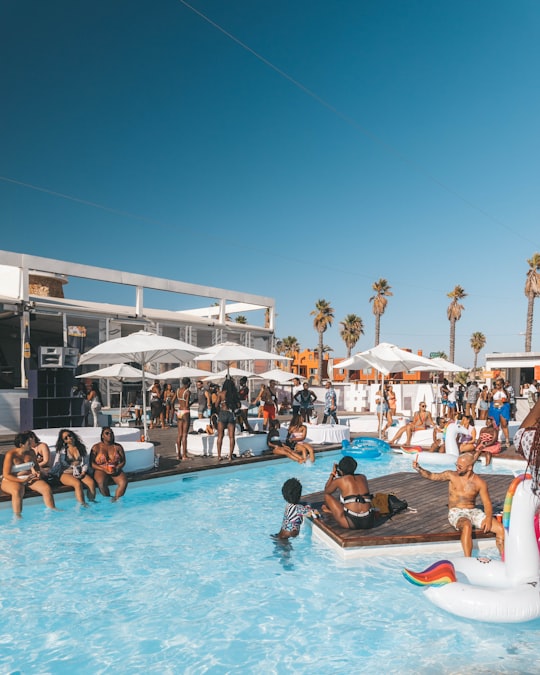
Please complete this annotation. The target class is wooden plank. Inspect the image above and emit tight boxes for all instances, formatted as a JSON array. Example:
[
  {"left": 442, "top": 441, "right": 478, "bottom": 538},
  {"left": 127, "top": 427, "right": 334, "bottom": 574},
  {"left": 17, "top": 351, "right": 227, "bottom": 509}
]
[{"left": 303, "top": 472, "right": 511, "bottom": 549}]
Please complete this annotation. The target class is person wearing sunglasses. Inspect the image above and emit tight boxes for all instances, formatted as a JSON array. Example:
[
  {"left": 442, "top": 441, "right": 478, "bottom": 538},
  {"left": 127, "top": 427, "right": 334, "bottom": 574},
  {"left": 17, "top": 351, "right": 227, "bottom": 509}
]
[
  {"left": 390, "top": 403, "right": 435, "bottom": 446},
  {"left": 90, "top": 427, "right": 128, "bottom": 502},
  {"left": 51, "top": 429, "right": 96, "bottom": 506}
]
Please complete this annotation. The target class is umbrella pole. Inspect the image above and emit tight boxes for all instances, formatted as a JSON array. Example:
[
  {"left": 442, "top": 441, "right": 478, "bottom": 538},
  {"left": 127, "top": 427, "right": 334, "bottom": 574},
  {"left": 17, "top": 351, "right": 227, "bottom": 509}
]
[{"left": 142, "top": 367, "right": 149, "bottom": 441}]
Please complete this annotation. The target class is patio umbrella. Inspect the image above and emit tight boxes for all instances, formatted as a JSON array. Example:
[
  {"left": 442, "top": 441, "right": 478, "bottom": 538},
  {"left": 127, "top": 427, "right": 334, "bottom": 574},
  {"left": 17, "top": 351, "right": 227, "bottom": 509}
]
[
  {"left": 78, "top": 330, "right": 204, "bottom": 440},
  {"left": 194, "top": 341, "right": 291, "bottom": 374},
  {"left": 335, "top": 343, "right": 441, "bottom": 436},
  {"left": 203, "top": 367, "right": 262, "bottom": 382},
  {"left": 410, "top": 356, "right": 468, "bottom": 373},
  {"left": 258, "top": 368, "right": 305, "bottom": 384},
  {"left": 157, "top": 365, "right": 211, "bottom": 381},
  {"left": 76, "top": 363, "right": 144, "bottom": 425}
]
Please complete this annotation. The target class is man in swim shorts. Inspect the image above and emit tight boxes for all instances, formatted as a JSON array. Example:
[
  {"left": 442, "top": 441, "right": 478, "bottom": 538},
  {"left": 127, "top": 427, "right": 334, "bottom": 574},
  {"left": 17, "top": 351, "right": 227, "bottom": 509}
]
[{"left": 413, "top": 452, "right": 504, "bottom": 557}]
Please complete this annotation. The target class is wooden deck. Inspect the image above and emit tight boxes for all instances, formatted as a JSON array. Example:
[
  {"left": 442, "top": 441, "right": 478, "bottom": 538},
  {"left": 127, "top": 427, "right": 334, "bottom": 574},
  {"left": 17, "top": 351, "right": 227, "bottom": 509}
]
[{"left": 304, "top": 472, "right": 512, "bottom": 555}]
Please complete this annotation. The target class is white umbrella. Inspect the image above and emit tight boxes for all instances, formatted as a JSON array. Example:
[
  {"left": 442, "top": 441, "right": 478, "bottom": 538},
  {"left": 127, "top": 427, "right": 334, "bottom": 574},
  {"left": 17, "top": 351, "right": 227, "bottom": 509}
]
[
  {"left": 157, "top": 365, "right": 211, "bottom": 381},
  {"left": 203, "top": 367, "right": 262, "bottom": 382},
  {"left": 335, "top": 343, "right": 441, "bottom": 437},
  {"left": 76, "top": 363, "right": 144, "bottom": 425},
  {"left": 194, "top": 341, "right": 291, "bottom": 374},
  {"left": 258, "top": 368, "right": 305, "bottom": 384},
  {"left": 410, "top": 356, "right": 468, "bottom": 373},
  {"left": 78, "top": 330, "right": 204, "bottom": 439}
]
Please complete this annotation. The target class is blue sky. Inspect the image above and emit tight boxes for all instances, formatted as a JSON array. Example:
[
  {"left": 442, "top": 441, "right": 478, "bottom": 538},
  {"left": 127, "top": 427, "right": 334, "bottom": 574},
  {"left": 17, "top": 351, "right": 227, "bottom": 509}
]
[{"left": 2, "top": 0, "right": 539, "bottom": 366}]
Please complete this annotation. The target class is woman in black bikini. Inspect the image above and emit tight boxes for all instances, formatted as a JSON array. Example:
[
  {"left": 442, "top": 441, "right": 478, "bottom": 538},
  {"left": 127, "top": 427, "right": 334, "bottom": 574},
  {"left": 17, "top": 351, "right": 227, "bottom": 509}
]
[
  {"left": 322, "top": 455, "right": 375, "bottom": 530},
  {"left": 175, "top": 377, "right": 192, "bottom": 461}
]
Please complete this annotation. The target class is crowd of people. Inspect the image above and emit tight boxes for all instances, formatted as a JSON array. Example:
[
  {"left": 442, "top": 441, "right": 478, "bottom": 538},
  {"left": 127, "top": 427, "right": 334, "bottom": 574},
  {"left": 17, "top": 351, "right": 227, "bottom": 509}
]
[{"left": 1, "top": 426, "right": 128, "bottom": 516}]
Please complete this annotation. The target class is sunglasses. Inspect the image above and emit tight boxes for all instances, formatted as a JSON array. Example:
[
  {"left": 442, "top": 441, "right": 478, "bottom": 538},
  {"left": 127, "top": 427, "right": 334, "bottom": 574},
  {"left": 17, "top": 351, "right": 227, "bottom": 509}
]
[
  {"left": 62, "top": 434, "right": 73, "bottom": 442},
  {"left": 103, "top": 430, "right": 113, "bottom": 435}
]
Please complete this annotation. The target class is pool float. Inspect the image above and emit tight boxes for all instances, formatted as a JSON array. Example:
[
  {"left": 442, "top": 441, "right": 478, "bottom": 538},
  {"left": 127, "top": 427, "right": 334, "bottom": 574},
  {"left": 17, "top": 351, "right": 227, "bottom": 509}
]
[
  {"left": 403, "top": 474, "right": 540, "bottom": 623},
  {"left": 342, "top": 437, "right": 387, "bottom": 459},
  {"left": 394, "top": 422, "right": 467, "bottom": 466}
]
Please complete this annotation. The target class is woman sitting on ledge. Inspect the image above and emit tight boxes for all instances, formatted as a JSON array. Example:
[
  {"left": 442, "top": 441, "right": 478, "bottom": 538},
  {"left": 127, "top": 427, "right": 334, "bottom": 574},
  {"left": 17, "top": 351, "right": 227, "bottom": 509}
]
[
  {"left": 90, "top": 427, "right": 128, "bottom": 502},
  {"left": 51, "top": 429, "right": 96, "bottom": 506}
]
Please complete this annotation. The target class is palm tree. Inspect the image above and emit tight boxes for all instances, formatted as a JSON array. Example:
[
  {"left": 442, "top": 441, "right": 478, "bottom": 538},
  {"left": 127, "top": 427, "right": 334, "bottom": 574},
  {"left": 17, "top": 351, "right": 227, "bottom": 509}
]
[
  {"left": 470, "top": 331, "right": 486, "bottom": 377},
  {"left": 234, "top": 315, "right": 247, "bottom": 324},
  {"left": 524, "top": 253, "right": 540, "bottom": 352},
  {"left": 369, "top": 279, "right": 392, "bottom": 345},
  {"left": 447, "top": 285, "right": 467, "bottom": 363},
  {"left": 311, "top": 299, "right": 334, "bottom": 385},
  {"left": 277, "top": 336, "right": 300, "bottom": 371},
  {"left": 339, "top": 314, "right": 364, "bottom": 382}
]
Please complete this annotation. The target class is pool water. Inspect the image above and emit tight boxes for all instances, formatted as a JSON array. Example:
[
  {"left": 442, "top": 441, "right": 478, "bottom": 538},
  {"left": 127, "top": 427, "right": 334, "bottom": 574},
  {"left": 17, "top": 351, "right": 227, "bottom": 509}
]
[{"left": 0, "top": 452, "right": 538, "bottom": 674}]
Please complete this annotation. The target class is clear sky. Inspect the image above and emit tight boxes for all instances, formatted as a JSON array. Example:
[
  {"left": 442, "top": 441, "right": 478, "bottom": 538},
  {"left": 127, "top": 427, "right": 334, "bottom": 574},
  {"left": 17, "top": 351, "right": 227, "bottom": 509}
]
[{"left": 2, "top": 0, "right": 539, "bottom": 367}]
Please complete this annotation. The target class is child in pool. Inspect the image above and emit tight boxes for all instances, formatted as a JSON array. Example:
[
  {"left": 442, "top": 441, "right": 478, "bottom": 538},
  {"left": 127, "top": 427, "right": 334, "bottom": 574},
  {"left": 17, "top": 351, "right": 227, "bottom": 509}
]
[{"left": 274, "top": 478, "right": 319, "bottom": 539}]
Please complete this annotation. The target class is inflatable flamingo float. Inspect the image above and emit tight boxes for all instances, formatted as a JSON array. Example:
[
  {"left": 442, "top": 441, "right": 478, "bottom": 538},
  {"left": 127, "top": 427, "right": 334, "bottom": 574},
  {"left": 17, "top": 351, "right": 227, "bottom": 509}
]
[
  {"left": 394, "top": 421, "right": 466, "bottom": 466},
  {"left": 403, "top": 474, "right": 540, "bottom": 623}
]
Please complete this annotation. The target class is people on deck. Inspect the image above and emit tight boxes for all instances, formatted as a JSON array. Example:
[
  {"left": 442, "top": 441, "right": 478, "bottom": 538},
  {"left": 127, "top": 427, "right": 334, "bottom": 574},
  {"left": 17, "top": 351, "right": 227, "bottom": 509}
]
[
  {"left": 375, "top": 386, "right": 389, "bottom": 438},
  {"left": 216, "top": 377, "right": 241, "bottom": 462},
  {"left": 291, "top": 377, "right": 302, "bottom": 417},
  {"left": 267, "top": 419, "right": 304, "bottom": 463},
  {"left": 255, "top": 383, "right": 278, "bottom": 431},
  {"left": 89, "top": 427, "right": 128, "bottom": 502},
  {"left": 26, "top": 430, "right": 51, "bottom": 473},
  {"left": 237, "top": 376, "right": 254, "bottom": 433},
  {"left": 163, "top": 383, "right": 176, "bottom": 426},
  {"left": 1, "top": 431, "right": 57, "bottom": 517},
  {"left": 196, "top": 380, "right": 210, "bottom": 419},
  {"left": 295, "top": 381, "right": 317, "bottom": 424},
  {"left": 384, "top": 384, "right": 397, "bottom": 434},
  {"left": 149, "top": 380, "right": 163, "bottom": 429},
  {"left": 285, "top": 414, "right": 315, "bottom": 462},
  {"left": 322, "top": 381, "right": 338, "bottom": 424},
  {"left": 274, "top": 478, "right": 319, "bottom": 539},
  {"left": 472, "top": 417, "right": 502, "bottom": 465},
  {"left": 413, "top": 452, "right": 504, "bottom": 557},
  {"left": 465, "top": 381, "right": 480, "bottom": 419},
  {"left": 87, "top": 382, "right": 103, "bottom": 427},
  {"left": 175, "top": 377, "right": 192, "bottom": 461},
  {"left": 390, "top": 403, "right": 434, "bottom": 446},
  {"left": 456, "top": 415, "right": 476, "bottom": 453},
  {"left": 51, "top": 429, "right": 96, "bottom": 506},
  {"left": 488, "top": 378, "right": 511, "bottom": 448},
  {"left": 477, "top": 385, "right": 490, "bottom": 420},
  {"left": 323, "top": 455, "right": 375, "bottom": 530}
]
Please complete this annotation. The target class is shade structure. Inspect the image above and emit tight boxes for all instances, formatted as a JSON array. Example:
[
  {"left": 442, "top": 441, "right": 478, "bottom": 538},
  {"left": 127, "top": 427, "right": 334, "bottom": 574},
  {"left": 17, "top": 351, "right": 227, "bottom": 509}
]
[
  {"left": 335, "top": 343, "right": 441, "bottom": 438},
  {"left": 78, "top": 330, "right": 204, "bottom": 439},
  {"left": 156, "top": 365, "right": 211, "bottom": 381},
  {"left": 410, "top": 356, "right": 468, "bottom": 373},
  {"left": 258, "top": 368, "right": 305, "bottom": 384},
  {"left": 76, "top": 363, "right": 144, "bottom": 425},
  {"left": 194, "top": 342, "right": 291, "bottom": 375},
  {"left": 335, "top": 342, "right": 437, "bottom": 375},
  {"left": 203, "top": 367, "right": 262, "bottom": 382}
]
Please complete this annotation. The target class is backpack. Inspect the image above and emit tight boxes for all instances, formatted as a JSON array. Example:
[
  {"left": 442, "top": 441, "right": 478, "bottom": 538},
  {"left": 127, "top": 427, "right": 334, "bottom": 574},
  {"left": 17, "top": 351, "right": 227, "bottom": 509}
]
[{"left": 372, "top": 492, "right": 408, "bottom": 516}]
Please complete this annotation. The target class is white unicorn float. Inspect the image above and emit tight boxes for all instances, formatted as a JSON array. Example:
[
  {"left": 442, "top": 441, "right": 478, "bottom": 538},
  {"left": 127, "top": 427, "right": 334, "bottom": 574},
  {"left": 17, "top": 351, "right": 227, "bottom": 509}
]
[
  {"left": 394, "top": 421, "right": 466, "bottom": 466},
  {"left": 403, "top": 411, "right": 540, "bottom": 626}
]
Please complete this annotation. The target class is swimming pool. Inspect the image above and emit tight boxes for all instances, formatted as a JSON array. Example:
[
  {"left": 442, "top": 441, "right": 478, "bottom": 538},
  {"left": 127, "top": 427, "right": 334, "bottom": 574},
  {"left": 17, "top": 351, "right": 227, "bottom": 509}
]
[{"left": 1, "top": 452, "right": 538, "bottom": 674}]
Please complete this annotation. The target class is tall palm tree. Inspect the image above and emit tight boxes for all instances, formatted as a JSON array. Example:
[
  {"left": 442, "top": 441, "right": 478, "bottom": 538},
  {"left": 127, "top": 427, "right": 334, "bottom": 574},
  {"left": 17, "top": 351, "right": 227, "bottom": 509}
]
[
  {"left": 278, "top": 336, "right": 300, "bottom": 372},
  {"left": 470, "top": 331, "right": 486, "bottom": 377},
  {"left": 447, "top": 285, "right": 467, "bottom": 363},
  {"left": 234, "top": 315, "right": 247, "bottom": 324},
  {"left": 524, "top": 253, "right": 540, "bottom": 352},
  {"left": 369, "top": 279, "right": 392, "bottom": 345},
  {"left": 339, "top": 314, "right": 364, "bottom": 382},
  {"left": 311, "top": 299, "right": 334, "bottom": 385}
]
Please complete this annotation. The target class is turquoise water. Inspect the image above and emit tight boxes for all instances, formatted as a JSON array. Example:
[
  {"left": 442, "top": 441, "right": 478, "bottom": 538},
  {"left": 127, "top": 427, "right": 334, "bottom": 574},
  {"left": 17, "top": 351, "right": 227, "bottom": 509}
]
[{"left": 0, "top": 452, "right": 538, "bottom": 674}]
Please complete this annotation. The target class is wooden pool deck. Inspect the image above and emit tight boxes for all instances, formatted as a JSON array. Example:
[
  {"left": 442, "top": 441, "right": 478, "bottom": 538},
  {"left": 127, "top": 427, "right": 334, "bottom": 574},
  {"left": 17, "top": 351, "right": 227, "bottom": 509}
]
[{"left": 304, "top": 472, "right": 513, "bottom": 558}]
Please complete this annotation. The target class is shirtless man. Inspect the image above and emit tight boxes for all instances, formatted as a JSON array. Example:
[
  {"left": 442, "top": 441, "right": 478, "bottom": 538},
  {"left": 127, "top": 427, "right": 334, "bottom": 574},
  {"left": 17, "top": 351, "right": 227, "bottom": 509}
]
[
  {"left": 413, "top": 452, "right": 504, "bottom": 557},
  {"left": 1, "top": 432, "right": 57, "bottom": 517},
  {"left": 390, "top": 403, "right": 434, "bottom": 446}
]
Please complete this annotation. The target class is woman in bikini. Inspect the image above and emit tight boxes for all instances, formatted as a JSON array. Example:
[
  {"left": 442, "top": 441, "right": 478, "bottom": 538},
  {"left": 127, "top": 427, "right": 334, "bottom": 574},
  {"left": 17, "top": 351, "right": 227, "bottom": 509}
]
[
  {"left": 163, "top": 383, "right": 176, "bottom": 427},
  {"left": 390, "top": 403, "right": 434, "bottom": 446},
  {"left": 285, "top": 414, "right": 315, "bottom": 462},
  {"left": 51, "top": 429, "right": 96, "bottom": 506},
  {"left": 216, "top": 377, "right": 241, "bottom": 462},
  {"left": 456, "top": 414, "right": 477, "bottom": 453},
  {"left": 26, "top": 430, "right": 51, "bottom": 473},
  {"left": 1, "top": 431, "right": 57, "bottom": 517},
  {"left": 477, "top": 386, "right": 490, "bottom": 421},
  {"left": 472, "top": 417, "right": 502, "bottom": 466},
  {"left": 90, "top": 427, "right": 128, "bottom": 501},
  {"left": 323, "top": 455, "right": 375, "bottom": 530},
  {"left": 382, "top": 384, "right": 397, "bottom": 437},
  {"left": 175, "top": 377, "right": 192, "bottom": 461}
]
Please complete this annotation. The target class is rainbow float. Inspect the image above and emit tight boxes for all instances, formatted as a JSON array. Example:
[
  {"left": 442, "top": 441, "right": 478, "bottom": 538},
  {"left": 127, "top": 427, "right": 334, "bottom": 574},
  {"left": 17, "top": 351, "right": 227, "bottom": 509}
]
[{"left": 403, "top": 474, "right": 540, "bottom": 623}]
